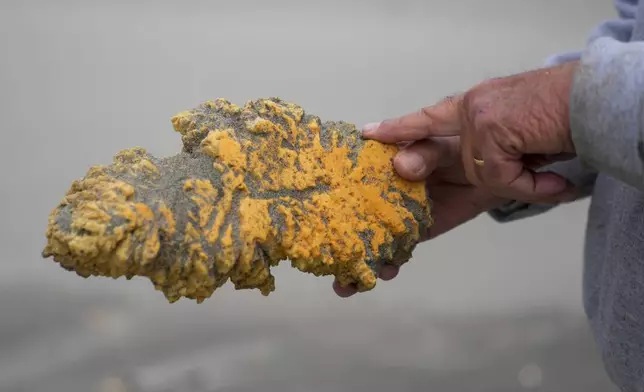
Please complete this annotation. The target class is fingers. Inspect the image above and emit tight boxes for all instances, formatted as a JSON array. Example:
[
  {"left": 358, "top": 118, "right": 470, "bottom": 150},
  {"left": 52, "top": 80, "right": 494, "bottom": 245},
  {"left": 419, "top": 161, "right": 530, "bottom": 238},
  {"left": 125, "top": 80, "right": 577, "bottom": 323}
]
[
  {"left": 467, "top": 138, "right": 575, "bottom": 203},
  {"left": 362, "top": 95, "right": 464, "bottom": 144},
  {"left": 378, "top": 265, "right": 400, "bottom": 280},
  {"left": 332, "top": 280, "right": 357, "bottom": 298},
  {"left": 332, "top": 265, "right": 400, "bottom": 298},
  {"left": 332, "top": 132, "right": 462, "bottom": 298},
  {"left": 393, "top": 137, "right": 460, "bottom": 181},
  {"left": 523, "top": 153, "right": 576, "bottom": 170},
  {"left": 509, "top": 169, "right": 574, "bottom": 202}
]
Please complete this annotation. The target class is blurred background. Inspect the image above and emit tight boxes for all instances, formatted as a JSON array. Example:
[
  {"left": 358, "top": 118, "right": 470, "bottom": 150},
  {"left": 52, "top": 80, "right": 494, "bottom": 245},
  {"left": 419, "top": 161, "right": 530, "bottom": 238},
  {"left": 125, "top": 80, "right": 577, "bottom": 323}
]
[{"left": 0, "top": 0, "right": 620, "bottom": 391}]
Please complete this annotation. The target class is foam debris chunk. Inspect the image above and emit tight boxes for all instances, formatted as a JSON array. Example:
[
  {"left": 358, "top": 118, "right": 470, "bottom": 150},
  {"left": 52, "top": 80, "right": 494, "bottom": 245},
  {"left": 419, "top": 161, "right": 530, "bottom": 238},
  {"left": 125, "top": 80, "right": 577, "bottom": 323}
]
[{"left": 42, "top": 98, "right": 433, "bottom": 303}]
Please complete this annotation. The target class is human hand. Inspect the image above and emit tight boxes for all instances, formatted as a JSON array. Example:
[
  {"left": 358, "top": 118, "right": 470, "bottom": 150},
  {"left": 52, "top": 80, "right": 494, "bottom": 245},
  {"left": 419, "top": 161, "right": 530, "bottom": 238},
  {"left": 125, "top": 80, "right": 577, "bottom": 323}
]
[
  {"left": 333, "top": 62, "right": 580, "bottom": 297},
  {"left": 369, "top": 62, "right": 579, "bottom": 204},
  {"left": 333, "top": 128, "right": 506, "bottom": 298}
]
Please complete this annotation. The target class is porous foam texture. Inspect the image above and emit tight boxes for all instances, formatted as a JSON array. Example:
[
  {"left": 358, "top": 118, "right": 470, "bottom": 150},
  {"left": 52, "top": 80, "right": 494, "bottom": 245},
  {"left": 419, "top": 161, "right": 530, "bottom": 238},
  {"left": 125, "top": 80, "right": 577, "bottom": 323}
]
[{"left": 42, "top": 98, "right": 432, "bottom": 303}]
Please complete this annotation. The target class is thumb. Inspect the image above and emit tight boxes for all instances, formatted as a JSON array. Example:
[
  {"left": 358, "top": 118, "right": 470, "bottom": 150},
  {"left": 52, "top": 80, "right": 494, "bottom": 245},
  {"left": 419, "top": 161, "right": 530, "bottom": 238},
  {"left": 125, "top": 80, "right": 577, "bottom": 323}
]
[{"left": 362, "top": 94, "right": 464, "bottom": 144}]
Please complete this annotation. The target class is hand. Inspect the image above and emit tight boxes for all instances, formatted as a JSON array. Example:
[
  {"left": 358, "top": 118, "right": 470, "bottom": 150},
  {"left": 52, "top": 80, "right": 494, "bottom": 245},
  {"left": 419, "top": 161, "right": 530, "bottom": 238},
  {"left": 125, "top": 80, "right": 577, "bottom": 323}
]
[
  {"left": 375, "top": 61, "right": 579, "bottom": 203},
  {"left": 333, "top": 62, "right": 579, "bottom": 297},
  {"left": 333, "top": 131, "right": 506, "bottom": 298}
]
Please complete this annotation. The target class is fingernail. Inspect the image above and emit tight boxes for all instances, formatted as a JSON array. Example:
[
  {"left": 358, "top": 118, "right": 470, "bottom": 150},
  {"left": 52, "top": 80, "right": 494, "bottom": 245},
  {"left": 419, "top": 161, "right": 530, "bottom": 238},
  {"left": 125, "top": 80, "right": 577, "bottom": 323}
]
[
  {"left": 362, "top": 122, "right": 381, "bottom": 135},
  {"left": 397, "top": 150, "right": 426, "bottom": 175}
]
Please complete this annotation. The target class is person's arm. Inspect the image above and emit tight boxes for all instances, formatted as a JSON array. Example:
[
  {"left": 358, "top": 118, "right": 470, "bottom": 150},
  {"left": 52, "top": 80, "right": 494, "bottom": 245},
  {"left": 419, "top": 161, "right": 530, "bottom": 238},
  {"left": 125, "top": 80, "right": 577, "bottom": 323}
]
[{"left": 489, "top": 0, "right": 636, "bottom": 222}]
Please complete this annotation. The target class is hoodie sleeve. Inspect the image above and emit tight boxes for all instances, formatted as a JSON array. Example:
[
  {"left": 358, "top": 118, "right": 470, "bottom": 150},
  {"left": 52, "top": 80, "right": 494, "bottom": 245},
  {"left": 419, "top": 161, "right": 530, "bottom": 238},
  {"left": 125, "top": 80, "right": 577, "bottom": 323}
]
[{"left": 570, "top": 37, "right": 644, "bottom": 191}]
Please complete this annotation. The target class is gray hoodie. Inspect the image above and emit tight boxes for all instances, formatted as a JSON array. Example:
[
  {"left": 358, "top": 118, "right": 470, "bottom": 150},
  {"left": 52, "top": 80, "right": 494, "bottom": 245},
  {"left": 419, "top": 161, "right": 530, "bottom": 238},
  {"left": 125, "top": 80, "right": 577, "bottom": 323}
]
[{"left": 489, "top": 1, "right": 644, "bottom": 390}]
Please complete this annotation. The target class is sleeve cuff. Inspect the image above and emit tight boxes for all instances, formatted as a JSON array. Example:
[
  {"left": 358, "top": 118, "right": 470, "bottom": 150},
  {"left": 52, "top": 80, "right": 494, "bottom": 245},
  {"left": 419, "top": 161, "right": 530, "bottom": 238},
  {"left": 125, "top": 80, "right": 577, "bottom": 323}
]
[{"left": 570, "top": 37, "right": 644, "bottom": 189}]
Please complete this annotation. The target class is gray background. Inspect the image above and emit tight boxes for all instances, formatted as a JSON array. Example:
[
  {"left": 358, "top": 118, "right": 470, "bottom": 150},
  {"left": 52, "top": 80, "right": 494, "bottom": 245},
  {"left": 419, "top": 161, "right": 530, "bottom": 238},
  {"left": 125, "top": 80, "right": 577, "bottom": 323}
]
[{"left": 0, "top": 0, "right": 621, "bottom": 391}]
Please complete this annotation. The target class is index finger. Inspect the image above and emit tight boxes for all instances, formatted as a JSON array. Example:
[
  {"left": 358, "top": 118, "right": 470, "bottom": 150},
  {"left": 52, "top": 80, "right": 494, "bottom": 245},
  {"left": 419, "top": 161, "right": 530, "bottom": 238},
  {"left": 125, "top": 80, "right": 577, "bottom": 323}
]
[{"left": 362, "top": 94, "right": 464, "bottom": 144}]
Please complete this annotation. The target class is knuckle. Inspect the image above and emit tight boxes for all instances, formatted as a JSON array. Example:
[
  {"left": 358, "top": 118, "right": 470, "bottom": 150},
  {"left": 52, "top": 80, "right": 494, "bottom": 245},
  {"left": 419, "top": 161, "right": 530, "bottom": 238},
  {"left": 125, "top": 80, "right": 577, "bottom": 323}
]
[
  {"left": 463, "top": 90, "right": 492, "bottom": 124},
  {"left": 418, "top": 106, "right": 434, "bottom": 121},
  {"left": 462, "top": 90, "right": 477, "bottom": 119}
]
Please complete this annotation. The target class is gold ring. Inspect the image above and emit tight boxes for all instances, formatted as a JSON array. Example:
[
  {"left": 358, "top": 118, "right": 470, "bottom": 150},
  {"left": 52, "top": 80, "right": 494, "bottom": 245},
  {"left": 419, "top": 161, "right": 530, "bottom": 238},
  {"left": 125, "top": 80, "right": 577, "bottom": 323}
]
[{"left": 473, "top": 158, "right": 485, "bottom": 167}]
